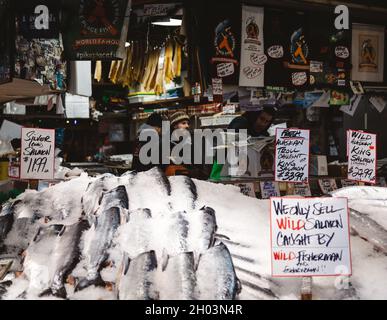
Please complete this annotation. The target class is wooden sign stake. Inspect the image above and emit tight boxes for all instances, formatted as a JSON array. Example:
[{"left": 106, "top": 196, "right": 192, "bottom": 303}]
[{"left": 301, "top": 276, "right": 313, "bottom": 300}]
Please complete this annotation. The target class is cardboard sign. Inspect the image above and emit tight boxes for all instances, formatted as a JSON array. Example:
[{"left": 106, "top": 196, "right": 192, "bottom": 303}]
[
  {"left": 275, "top": 128, "right": 310, "bottom": 183},
  {"left": 287, "top": 182, "right": 312, "bottom": 197},
  {"left": 270, "top": 197, "right": 352, "bottom": 277},
  {"left": 348, "top": 130, "right": 377, "bottom": 184},
  {"left": 318, "top": 179, "right": 338, "bottom": 194},
  {"left": 21, "top": 128, "right": 55, "bottom": 180},
  {"left": 260, "top": 181, "right": 280, "bottom": 199},
  {"left": 237, "top": 183, "right": 256, "bottom": 198},
  {"left": 340, "top": 179, "right": 359, "bottom": 188}
]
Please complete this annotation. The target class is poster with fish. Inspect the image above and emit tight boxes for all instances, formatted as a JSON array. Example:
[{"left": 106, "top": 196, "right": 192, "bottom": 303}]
[
  {"left": 239, "top": 5, "right": 264, "bottom": 87},
  {"left": 351, "top": 24, "right": 385, "bottom": 82},
  {"left": 264, "top": 9, "right": 310, "bottom": 89},
  {"left": 348, "top": 129, "right": 377, "bottom": 184},
  {"left": 61, "top": 0, "right": 131, "bottom": 60},
  {"left": 275, "top": 128, "right": 310, "bottom": 183},
  {"left": 206, "top": 1, "right": 241, "bottom": 84},
  {"left": 20, "top": 128, "right": 55, "bottom": 180},
  {"left": 270, "top": 197, "right": 352, "bottom": 277}
]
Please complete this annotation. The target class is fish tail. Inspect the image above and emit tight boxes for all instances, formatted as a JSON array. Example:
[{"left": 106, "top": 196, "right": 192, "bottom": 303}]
[
  {"left": 39, "top": 286, "right": 67, "bottom": 299},
  {"left": 75, "top": 274, "right": 105, "bottom": 292}
]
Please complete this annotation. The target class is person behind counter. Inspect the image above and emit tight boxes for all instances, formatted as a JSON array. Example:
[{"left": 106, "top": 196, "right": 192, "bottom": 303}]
[
  {"left": 228, "top": 106, "right": 277, "bottom": 137},
  {"left": 210, "top": 107, "right": 277, "bottom": 180},
  {"left": 132, "top": 113, "right": 164, "bottom": 172},
  {"left": 166, "top": 111, "right": 192, "bottom": 176}
]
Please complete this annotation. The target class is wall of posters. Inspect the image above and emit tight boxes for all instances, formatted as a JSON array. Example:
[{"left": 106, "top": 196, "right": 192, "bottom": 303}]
[
  {"left": 351, "top": 24, "right": 385, "bottom": 82},
  {"left": 239, "top": 5, "right": 264, "bottom": 87}
]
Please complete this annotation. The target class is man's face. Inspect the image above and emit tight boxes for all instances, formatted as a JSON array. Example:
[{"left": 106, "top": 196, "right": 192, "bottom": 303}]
[
  {"left": 254, "top": 112, "right": 273, "bottom": 133},
  {"left": 174, "top": 120, "right": 190, "bottom": 130}
]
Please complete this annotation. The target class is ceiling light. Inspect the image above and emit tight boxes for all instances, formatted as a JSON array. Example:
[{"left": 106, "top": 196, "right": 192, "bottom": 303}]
[{"left": 152, "top": 18, "right": 182, "bottom": 27}]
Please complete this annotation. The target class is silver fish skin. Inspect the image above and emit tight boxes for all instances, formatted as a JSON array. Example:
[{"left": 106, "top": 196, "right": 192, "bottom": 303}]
[
  {"left": 161, "top": 252, "right": 196, "bottom": 300},
  {"left": 0, "top": 201, "right": 14, "bottom": 245},
  {"left": 41, "top": 221, "right": 88, "bottom": 298},
  {"left": 119, "top": 209, "right": 152, "bottom": 259},
  {"left": 99, "top": 185, "right": 129, "bottom": 211},
  {"left": 81, "top": 174, "right": 115, "bottom": 216},
  {"left": 350, "top": 209, "right": 387, "bottom": 254},
  {"left": 163, "top": 211, "right": 190, "bottom": 256},
  {"left": 76, "top": 207, "right": 121, "bottom": 291},
  {"left": 195, "top": 243, "right": 241, "bottom": 300},
  {"left": 188, "top": 207, "right": 217, "bottom": 259},
  {"left": 117, "top": 251, "right": 158, "bottom": 300}
]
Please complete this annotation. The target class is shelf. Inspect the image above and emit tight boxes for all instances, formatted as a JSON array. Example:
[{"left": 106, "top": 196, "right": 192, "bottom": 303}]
[{"left": 128, "top": 96, "right": 211, "bottom": 110}]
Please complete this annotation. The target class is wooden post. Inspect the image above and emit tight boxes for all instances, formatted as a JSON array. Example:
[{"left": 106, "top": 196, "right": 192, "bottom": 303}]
[{"left": 301, "top": 276, "right": 313, "bottom": 300}]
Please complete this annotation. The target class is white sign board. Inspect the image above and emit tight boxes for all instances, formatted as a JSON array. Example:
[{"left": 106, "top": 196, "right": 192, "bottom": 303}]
[
  {"left": 260, "top": 181, "right": 280, "bottom": 199},
  {"left": 21, "top": 128, "right": 55, "bottom": 180},
  {"left": 347, "top": 130, "right": 377, "bottom": 184},
  {"left": 239, "top": 5, "right": 265, "bottom": 87},
  {"left": 270, "top": 197, "right": 352, "bottom": 277},
  {"left": 275, "top": 128, "right": 310, "bottom": 183}
]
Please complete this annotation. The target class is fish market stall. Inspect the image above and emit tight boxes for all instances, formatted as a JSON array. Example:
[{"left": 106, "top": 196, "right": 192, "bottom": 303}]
[{"left": 1, "top": 168, "right": 387, "bottom": 300}]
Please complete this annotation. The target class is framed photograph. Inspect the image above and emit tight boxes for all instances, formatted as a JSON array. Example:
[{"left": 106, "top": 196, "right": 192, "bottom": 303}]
[{"left": 352, "top": 24, "right": 385, "bottom": 82}]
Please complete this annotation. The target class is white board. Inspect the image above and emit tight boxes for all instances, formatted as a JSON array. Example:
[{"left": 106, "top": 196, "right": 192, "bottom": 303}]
[
  {"left": 20, "top": 128, "right": 55, "bottom": 180},
  {"left": 347, "top": 129, "right": 377, "bottom": 184},
  {"left": 275, "top": 128, "right": 310, "bottom": 183},
  {"left": 239, "top": 6, "right": 265, "bottom": 87},
  {"left": 270, "top": 197, "right": 352, "bottom": 277}
]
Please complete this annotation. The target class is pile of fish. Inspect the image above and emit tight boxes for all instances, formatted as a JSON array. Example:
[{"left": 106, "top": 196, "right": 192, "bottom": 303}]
[{"left": 0, "top": 168, "right": 240, "bottom": 300}]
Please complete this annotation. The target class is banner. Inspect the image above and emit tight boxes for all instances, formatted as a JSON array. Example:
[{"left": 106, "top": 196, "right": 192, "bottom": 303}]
[
  {"left": 62, "top": 0, "right": 131, "bottom": 60},
  {"left": 21, "top": 128, "right": 55, "bottom": 180},
  {"left": 239, "top": 6, "right": 264, "bottom": 87},
  {"left": 270, "top": 197, "right": 352, "bottom": 277},
  {"left": 275, "top": 128, "right": 310, "bottom": 183},
  {"left": 347, "top": 129, "right": 377, "bottom": 184},
  {"left": 264, "top": 9, "right": 310, "bottom": 89}
]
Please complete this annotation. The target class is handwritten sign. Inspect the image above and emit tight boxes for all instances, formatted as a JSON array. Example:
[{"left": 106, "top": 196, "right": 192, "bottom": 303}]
[
  {"left": 340, "top": 179, "right": 359, "bottom": 188},
  {"left": 21, "top": 128, "right": 55, "bottom": 180},
  {"left": 318, "top": 179, "right": 338, "bottom": 194},
  {"left": 275, "top": 128, "right": 310, "bottom": 183},
  {"left": 237, "top": 183, "right": 256, "bottom": 198},
  {"left": 348, "top": 130, "right": 377, "bottom": 184},
  {"left": 287, "top": 182, "right": 312, "bottom": 197},
  {"left": 217, "top": 63, "right": 235, "bottom": 78},
  {"left": 270, "top": 197, "right": 352, "bottom": 277},
  {"left": 260, "top": 181, "right": 280, "bottom": 199}
]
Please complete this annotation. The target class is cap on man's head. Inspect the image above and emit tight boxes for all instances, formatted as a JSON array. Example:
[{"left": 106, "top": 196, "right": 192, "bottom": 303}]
[
  {"left": 169, "top": 111, "right": 190, "bottom": 127},
  {"left": 146, "top": 113, "right": 163, "bottom": 128}
]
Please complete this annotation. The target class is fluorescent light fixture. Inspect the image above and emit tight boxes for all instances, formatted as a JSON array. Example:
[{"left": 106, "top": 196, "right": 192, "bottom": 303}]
[
  {"left": 152, "top": 18, "right": 182, "bottom": 27},
  {"left": 125, "top": 42, "right": 130, "bottom": 47}
]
